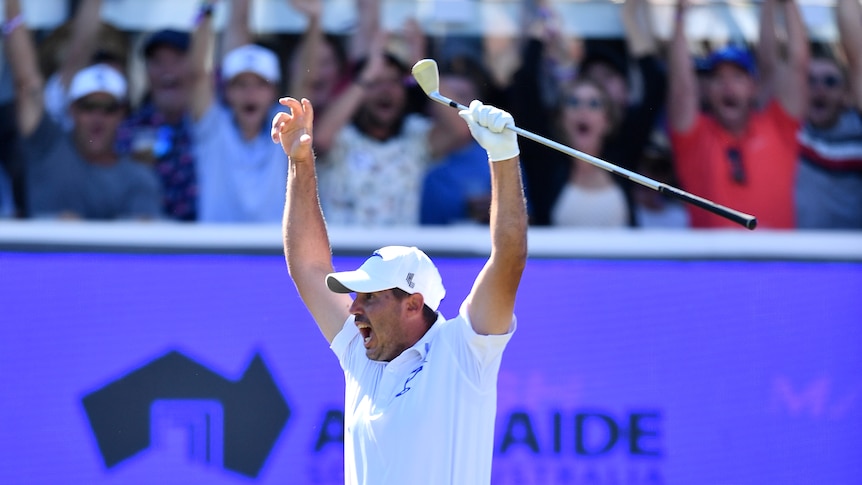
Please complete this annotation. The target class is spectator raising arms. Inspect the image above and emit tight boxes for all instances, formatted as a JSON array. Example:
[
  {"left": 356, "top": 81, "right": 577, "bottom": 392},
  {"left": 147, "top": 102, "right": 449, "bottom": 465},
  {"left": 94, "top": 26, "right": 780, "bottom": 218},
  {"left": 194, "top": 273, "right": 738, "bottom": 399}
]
[
  {"left": 4, "top": 0, "right": 160, "bottom": 220},
  {"left": 793, "top": 0, "right": 862, "bottom": 229},
  {"left": 312, "top": 3, "right": 432, "bottom": 226},
  {"left": 189, "top": 0, "right": 288, "bottom": 223},
  {"left": 116, "top": 26, "right": 198, "bottom": 221},
  {"left": 668, "top": 0, "right": 809, "bottom": 229}
]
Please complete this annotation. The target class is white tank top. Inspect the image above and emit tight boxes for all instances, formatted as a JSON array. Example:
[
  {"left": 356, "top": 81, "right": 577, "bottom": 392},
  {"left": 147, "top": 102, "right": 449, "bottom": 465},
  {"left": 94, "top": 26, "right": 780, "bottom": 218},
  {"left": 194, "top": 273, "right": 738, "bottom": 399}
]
[{"left": 551, "top": 183, "right": 629, "bottom": 227}]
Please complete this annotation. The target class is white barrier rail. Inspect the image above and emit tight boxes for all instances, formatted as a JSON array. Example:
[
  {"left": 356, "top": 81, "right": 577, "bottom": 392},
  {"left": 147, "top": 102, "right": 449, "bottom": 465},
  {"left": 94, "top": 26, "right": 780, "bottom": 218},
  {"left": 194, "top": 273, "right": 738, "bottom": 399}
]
[{"left": 1, "top": 220, "right": 860, "bottom": 260}]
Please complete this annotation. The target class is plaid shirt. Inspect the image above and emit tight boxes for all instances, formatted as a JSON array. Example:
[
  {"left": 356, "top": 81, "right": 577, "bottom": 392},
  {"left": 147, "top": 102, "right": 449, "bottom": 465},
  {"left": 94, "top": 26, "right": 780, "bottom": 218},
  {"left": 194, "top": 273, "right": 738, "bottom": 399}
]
[{"left": 116, "top": 103, "right": 197, "bottom": 221}]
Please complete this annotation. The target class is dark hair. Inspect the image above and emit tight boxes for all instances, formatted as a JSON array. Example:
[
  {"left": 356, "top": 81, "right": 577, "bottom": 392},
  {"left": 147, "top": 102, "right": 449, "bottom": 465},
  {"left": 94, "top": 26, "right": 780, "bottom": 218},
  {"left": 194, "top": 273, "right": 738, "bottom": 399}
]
[{"left": 391, "top": 288, "right": 438, "bottom": 327}]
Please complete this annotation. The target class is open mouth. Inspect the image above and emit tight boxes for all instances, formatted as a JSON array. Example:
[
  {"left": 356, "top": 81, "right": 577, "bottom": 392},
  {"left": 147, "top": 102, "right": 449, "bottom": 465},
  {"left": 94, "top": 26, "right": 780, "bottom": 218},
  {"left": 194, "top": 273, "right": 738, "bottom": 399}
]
[
  {"left": 357, "top": 323, "right": 372, "bottom": 346},
  {"left": 720, "top": 96, "right": 741, "bottom": 110},
  {"left": 575, "top": 121, "right": 591, "bottom": 135}
]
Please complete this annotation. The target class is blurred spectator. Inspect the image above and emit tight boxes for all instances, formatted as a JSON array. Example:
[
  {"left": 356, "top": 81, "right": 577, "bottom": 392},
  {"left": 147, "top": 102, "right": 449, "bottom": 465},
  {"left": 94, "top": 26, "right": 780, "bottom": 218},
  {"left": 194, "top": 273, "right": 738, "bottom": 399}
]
[
  {"left": 115, "top": 28, "right": 198, "bottom": 221},
  {"left": 632, "top": 138, "right": 690, "bottom": 228},
  {"left": 0, "top": 54, "right": 20, "bottom": 217},
  {"left": 313, "top": 6, "right": 432, "bottom": 226},
  {"left": 420, "top": 57, "right": 493, "bottom": 225},
  {"left": 550, "top": 78, "right": 628, "bottom": 227},
  {"left": 580, "top": 0, "right": 667, "bottom": 226},
  {"left": 507, "top": 1, "right": 580, "bottom": 225},
  {"left": 667, "top": 0, "right": 808, "bottom": 229},
  {"left": 189, "top": 0, "right": 287, "bottom": 223},
  {"left": 509, "top": 0, "right": 662, "bottom": 227},
  {"left": 4, "top": 0, "right": 160, "bottom": 220},
  {"left": 38, "top": 0, "right": 128, "bottom": 131},
  {"left": 793, "top": 0, "right": 862, "bottom": 229}
]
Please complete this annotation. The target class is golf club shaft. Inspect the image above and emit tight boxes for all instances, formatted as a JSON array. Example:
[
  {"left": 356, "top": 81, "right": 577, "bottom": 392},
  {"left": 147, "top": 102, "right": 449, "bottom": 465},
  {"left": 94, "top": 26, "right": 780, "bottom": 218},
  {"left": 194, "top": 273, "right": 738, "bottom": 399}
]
[{"left": 434, "top": 93, "right": 757, "bottom": 230}]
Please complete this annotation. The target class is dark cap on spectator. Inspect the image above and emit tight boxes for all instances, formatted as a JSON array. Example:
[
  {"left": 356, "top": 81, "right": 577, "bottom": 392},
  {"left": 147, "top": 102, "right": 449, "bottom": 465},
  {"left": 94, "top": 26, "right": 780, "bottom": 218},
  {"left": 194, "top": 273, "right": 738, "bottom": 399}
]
[
  {"left": 143, "top": 29, "right": 191, "bottom": 58},
  {"left": 705, "top": 45, "right": 756, "bottom": 76}
]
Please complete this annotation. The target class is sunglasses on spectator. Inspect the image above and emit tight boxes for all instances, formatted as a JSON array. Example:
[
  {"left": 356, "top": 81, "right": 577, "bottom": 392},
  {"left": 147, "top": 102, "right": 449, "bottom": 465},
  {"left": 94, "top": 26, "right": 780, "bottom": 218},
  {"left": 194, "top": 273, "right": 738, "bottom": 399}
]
[
  {"left": 565, "top": 96, "right": 603, "bottom": 110},
  {"left": 808, "top": 73, "right": 841, "bottom": 89},
  {"left": 76, "top": 99, "right": 123, "bottom": 114},
  {"left": 726, "top": 147, "right": 746, "bottom": 184}
]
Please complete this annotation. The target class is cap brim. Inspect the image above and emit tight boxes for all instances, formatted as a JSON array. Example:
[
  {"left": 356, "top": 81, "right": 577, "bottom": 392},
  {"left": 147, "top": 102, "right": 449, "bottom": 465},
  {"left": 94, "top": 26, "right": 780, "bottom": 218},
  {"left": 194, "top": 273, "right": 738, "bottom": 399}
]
[{"left": 326, "top": 270, "right": 394, "bottom": 294}]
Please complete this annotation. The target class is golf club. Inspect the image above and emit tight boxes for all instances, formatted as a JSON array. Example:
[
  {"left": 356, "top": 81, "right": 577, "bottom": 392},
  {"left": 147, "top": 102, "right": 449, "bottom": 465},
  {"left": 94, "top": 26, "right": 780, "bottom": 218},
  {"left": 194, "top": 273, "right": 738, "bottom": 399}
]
[{"left": 412, "top": 58, "right": 758, "bottom": 230}]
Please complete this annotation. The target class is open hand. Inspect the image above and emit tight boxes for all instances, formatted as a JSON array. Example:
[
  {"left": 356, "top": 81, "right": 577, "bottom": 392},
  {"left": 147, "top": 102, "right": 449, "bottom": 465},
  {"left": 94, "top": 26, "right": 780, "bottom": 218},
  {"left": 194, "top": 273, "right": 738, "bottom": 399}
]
[{"left": 271, "top": 97, "right": 315, "bottom": 163}]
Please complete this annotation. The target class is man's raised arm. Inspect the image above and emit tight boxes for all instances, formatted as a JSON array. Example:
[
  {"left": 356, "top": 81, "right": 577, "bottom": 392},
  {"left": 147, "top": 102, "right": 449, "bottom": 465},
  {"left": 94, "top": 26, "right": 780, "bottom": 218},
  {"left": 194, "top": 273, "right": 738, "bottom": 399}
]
[
  {"left": 272, "top": 97, "right": 352, "bottom": 343},
  {"left": 458, "top": 101, "right": 528, "bottom": 335}
]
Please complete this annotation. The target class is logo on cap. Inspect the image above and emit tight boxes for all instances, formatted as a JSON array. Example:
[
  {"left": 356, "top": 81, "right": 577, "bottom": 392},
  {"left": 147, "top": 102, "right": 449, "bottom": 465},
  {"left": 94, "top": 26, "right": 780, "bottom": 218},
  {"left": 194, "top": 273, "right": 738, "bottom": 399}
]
[{"left": 406, "top": 273, "right": 415, "bottom": 289}]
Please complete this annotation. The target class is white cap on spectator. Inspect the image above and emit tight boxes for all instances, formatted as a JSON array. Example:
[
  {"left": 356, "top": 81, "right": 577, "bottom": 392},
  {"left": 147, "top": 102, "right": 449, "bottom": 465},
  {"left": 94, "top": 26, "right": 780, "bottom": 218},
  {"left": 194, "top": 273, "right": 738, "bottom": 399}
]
[
  {"left": 67, "top": 64, "right": 127, "bottom": 103},
  {"left": 326, "top": 246, "right": 446, "bottom": 312},
  {"left": 221, "top": 44, "right": 281, "bottom": 84}
]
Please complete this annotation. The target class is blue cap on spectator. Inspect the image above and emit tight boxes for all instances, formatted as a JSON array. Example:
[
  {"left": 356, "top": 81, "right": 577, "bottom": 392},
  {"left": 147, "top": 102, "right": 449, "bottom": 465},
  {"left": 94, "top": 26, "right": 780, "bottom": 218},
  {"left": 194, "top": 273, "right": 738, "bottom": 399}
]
[
  {"left": 143, "top": 29, "right": 191, "bottom": 58},
  {"left": 705, "top": 45, "right": 756, "bottom": 76}
]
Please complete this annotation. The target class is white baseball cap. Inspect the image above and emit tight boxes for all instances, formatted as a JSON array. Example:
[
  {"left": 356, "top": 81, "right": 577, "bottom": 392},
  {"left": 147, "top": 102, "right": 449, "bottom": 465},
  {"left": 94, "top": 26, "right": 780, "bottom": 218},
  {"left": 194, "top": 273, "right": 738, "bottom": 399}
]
[
  {"left": 221, "top": 44, "right": 281, "bottom": 84},
  {"left": 68, "top": 64, "right": 127, "bottom": 103},
  {"left": 326, "top": 246, "right": 446, "bottom": 311}
]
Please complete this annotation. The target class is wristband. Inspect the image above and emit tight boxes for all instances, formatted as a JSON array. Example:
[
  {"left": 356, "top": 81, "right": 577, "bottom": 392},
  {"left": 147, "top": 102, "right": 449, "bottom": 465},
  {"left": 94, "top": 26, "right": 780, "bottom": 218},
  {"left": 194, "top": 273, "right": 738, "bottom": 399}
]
[{"left": 2, "top": 14, "right": 24, "bottom": 37}]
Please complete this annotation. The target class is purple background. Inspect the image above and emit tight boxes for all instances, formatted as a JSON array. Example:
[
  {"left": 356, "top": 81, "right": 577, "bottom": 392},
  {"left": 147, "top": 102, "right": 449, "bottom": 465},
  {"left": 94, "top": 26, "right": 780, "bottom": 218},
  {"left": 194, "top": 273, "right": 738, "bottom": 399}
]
[{"left": 1, "top": 252, "right": 860, "bottom": 485}]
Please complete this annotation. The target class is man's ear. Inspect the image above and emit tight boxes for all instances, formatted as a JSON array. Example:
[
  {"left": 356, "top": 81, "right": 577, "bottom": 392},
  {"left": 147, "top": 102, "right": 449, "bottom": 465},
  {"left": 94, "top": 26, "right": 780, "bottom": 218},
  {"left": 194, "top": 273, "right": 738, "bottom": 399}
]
[{"left": 406, "top": 293, "right": 425, "bottom": 313}]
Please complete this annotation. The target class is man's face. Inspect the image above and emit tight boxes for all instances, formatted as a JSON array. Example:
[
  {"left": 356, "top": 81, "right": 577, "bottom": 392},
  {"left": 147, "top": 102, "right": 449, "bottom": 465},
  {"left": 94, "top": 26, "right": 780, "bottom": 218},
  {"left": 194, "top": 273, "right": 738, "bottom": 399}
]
[
  {"left": 561, "top": 82, "right": 612, "bottom": 151},
  {"left": 145, "top": 45, "right": 190, "bottom": 115},
  {"left": 225, "top": 72, "right": 277, "bottom": 133},
  {"left": 350, "top": 289, "right": 416, "bottom": 362},
  {"left": 706, "top": 63, "right": 756, "bottom": 131},
  {"left": 807, "top": 58, "right": 847, "bottom": 128},
  {"left": 70, "top": 93, "right": 125, "bottom": 157},
  {"left": 358, "top": 62, "right": 407, "bottom": 131}
]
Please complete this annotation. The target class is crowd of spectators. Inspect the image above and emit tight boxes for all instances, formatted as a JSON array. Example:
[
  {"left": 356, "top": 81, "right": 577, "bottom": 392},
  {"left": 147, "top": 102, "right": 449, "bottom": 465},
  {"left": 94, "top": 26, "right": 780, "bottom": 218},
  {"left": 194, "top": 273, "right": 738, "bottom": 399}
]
[{"left": 0, "top": 0, "right": 860, "bottom": 229}]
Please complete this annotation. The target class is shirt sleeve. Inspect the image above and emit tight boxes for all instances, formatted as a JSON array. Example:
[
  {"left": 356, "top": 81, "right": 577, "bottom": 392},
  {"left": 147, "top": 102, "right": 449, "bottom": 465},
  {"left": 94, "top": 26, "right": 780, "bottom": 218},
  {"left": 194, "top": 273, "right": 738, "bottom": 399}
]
[
  {"left": 441, "top": 301, "right": 517, "bottom": 390},
  {"left": 764, "top": 99, "right": 801, "bottom": 137}
]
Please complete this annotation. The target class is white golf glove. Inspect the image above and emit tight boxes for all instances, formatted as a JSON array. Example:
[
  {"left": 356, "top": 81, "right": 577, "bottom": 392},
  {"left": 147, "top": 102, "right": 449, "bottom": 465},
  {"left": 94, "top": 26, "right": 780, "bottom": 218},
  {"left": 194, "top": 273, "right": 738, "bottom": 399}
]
[{"left": 458, "top": 100, "right": 520, "bottom": 162}]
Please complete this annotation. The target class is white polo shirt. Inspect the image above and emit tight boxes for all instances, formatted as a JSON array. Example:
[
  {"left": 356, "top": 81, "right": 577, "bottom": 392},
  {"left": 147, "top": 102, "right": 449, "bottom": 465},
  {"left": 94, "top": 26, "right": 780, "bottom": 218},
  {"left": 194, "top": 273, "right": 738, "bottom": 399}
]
[{"left": 330, "top": 301, "right": 516, "bottom": 485}]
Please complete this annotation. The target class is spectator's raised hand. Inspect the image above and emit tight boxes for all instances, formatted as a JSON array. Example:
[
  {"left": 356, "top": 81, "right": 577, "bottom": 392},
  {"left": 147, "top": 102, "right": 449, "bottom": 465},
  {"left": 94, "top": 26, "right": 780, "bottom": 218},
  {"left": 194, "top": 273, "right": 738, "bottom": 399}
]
[
  {"left": 400, "top": 18, "right": 426, "bottom": 68},
  {"left": 272, "top": 97, "right": 315, "bottom": 163},
  {"left": 357, "top": 31, "right": 388, "bottom": 85}
]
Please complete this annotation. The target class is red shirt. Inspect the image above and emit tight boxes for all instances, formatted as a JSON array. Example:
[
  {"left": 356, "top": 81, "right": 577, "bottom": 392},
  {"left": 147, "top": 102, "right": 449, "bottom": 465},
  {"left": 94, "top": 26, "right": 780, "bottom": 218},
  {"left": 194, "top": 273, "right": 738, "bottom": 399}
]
[{"left": 670, "top": 101, "right": 799, "bottom": 229}]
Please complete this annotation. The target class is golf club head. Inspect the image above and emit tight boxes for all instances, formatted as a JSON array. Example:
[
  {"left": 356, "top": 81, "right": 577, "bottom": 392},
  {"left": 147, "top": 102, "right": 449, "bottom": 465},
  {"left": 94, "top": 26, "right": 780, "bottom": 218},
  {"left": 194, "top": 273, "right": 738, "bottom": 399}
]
[{"left": 411, "top": 59, "right": 440, "bottom": 97}]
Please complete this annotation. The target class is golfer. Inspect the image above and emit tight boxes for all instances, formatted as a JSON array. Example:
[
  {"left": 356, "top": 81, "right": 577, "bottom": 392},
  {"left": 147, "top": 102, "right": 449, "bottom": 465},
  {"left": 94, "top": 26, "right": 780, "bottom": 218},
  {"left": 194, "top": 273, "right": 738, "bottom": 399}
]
[{"left": 273, "top": 96, "right": 527, "bottom": 484}]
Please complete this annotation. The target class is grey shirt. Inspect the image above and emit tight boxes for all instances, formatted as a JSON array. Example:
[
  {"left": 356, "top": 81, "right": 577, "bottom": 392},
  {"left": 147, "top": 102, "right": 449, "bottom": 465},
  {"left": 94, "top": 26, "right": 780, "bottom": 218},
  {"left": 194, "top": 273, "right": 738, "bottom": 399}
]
[
  {"left": 796, "top": 109, "right": 862, "bottom": 229},
  {"left": 22, "top": 115, "right": 162, "bottom": 220}
]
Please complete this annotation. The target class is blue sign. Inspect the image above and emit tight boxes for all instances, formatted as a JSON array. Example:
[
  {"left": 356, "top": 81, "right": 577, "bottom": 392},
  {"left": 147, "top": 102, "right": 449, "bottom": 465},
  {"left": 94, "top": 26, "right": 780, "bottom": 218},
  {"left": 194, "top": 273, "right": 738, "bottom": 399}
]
[{"left": 1, "top": 253, "right": 860, "bottom": 484}]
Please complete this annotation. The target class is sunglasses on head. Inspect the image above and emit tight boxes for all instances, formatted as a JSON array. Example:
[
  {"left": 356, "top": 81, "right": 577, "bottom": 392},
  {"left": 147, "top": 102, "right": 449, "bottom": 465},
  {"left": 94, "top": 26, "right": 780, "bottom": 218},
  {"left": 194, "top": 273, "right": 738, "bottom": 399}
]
[
  {"left": 76, "top": 99, "right": 123, "bottom": 114},
  {"left": 565, "top": 96, "right": 603, "bottom": 110},
  {"left": 726, "top": 147, "right": 746, "bottom": 184},
  {"left": 808, "top": 73, "right": 841, "bottom": 89}
]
